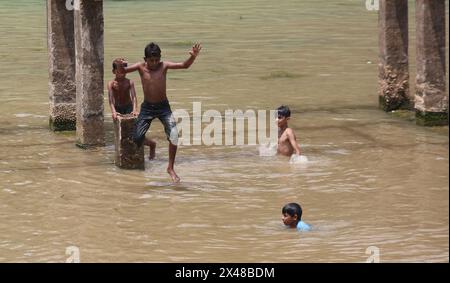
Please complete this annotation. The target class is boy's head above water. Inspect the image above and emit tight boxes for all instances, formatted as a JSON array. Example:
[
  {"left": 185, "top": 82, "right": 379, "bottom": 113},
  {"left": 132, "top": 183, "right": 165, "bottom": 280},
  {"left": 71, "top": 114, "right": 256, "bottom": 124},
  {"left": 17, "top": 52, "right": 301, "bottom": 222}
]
[
  {"left": 144, "top": 42, "right": 162, "bottom": 70},
  {"left": 277, "top": 105, "right": 291, "bottom": 128},
  {"left": 112, "top": 58, "right": 127, "bottom": 79},
  {"left": 282, "top": 202, "right": 302, "bottom": 228}
]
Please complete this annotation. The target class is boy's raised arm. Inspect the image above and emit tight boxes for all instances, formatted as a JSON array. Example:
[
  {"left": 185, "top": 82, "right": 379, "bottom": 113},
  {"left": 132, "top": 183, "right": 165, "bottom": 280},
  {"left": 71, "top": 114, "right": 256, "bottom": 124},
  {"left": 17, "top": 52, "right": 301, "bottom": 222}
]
[{"left": 166, "top": 43, "right": 202, "bottom": 70}]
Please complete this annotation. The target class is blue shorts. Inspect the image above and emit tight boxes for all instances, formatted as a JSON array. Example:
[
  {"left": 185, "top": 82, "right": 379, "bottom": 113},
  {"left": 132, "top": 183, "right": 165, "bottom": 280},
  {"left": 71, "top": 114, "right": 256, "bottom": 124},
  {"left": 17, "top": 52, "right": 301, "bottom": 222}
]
[{"left": 133, "top": 100, "right": 178, "bottom": 146}]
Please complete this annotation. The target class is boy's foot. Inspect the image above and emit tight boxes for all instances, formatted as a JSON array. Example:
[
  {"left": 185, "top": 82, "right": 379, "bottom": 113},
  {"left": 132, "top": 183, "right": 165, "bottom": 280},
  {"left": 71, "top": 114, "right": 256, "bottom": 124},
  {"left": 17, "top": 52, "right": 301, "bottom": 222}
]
[{"left": 167, "top": 168, "right": 180, "bottom": 183}]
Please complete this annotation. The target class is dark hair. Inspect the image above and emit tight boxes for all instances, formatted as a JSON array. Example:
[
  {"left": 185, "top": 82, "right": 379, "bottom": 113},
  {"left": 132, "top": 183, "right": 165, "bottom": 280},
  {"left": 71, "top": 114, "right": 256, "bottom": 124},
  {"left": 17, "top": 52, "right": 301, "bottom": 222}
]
[
  {"left": 282, "top": 203, "right": 302, "bottom": 221},
  {"left": 145, "top": 42, "right": 161, "bottom": 58},
  {"left": 277, "top": 105, "right": 291, "bottom": 118},
  {"left": 112, "top": 58, "right": 127, "bottom": 70}
]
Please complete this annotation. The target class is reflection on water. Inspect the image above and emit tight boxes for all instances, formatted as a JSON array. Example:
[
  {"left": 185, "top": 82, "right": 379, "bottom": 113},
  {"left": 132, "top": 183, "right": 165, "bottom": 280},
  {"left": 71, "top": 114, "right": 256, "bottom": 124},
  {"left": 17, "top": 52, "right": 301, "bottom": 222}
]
[{"left": 0, "top": 0, "right": 448, "bottom": 262}]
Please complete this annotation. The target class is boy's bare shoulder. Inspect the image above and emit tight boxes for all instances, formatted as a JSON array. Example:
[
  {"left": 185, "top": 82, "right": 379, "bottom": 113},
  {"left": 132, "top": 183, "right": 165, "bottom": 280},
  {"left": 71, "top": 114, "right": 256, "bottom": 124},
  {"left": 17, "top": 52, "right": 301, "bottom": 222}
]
[
  {"left": 285, "top": 127, "right": 296, "bottom": 136},
  {"left": 134, "top": 62, "right": 146, "bottom": 71}
]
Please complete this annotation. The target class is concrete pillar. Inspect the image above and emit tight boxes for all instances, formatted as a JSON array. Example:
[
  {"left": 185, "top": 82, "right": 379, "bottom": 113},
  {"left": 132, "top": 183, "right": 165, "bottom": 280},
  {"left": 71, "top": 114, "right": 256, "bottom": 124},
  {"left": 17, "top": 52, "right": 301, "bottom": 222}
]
[
  {"left": 74, "top": 0, "right": 104, "bottom": 147},
  {"left": 47, "top": 0, "right": 76, "bottom": 131},
  {"left": 114, "top": 115, "right": 145, "bottom": 170},
  {"left": 378, "top": 0, "right": 410, "bottom": 111},
  {"left": 415, "top": 0, "right": 448, "bottom": 126}
]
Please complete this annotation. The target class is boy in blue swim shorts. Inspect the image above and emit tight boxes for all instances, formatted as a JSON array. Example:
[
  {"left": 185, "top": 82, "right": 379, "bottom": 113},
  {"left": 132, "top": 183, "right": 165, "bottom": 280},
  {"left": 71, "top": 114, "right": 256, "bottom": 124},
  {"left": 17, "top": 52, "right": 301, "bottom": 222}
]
[
  {"left": 118, "top": 42, "right": 202, "bottom": 182},
  {"left": 282, "top": 203, "right": 311, "bottom": 231}
]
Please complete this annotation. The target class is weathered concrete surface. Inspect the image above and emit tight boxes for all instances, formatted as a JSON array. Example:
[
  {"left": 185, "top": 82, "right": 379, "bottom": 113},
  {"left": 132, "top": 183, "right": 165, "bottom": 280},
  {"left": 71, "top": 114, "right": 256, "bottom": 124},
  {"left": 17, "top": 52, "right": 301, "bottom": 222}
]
[
  {"left": 75, "top": 0, "right": 105, "bottom": 146},
  {"left": 415, "top": 0, "right": 448, "bottom": 126},
  {"left": 378, "top": 0, "right": 410, "bottom": 112},
  {"left": 47, "top": 0, "right": 76, "bottom": 131},
  {"left": 114, "top": 115, "right": 145, "bottom": 170}
]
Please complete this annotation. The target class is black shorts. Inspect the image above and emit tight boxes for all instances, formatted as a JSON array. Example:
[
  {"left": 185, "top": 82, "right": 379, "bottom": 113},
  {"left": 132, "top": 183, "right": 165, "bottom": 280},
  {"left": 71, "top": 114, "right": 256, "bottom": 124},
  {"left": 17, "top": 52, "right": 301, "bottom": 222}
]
[
  {"left": 115, "top": 104, "right": 133, "bottom": 115},
  {"left": 133, "top": 100, "right": 178, "bottom": 146}
]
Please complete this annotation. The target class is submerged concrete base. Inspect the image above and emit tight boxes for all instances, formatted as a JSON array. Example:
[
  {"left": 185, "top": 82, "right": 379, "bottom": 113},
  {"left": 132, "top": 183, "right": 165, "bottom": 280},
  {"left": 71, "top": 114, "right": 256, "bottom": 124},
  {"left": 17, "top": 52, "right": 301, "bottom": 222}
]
[{"left": 114, "top": 115, "right": 144, "bottom": 170}]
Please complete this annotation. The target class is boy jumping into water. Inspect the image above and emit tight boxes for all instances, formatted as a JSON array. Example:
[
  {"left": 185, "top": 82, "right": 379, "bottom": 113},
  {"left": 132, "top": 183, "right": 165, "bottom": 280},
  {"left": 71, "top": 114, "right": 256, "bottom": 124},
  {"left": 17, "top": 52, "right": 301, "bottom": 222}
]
[
  {"left": 277, "top": 105, "right": 302, "bottom": 157},
  {"left": 108, "top": 58, "right": 157, "bottom": 160},
  {"left": 118, "top": 42, "right": 202, "bottom": 183}
]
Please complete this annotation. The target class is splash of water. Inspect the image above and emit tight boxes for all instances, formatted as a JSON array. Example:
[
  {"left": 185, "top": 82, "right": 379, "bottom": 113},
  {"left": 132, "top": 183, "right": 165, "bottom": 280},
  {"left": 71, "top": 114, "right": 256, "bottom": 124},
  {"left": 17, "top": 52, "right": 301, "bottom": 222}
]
[
  {"left": 258, "top": 143, "right": 278, "bottom": 156},
  {"left": 289, "top": 154, "right": 309, "bottom": 164}
]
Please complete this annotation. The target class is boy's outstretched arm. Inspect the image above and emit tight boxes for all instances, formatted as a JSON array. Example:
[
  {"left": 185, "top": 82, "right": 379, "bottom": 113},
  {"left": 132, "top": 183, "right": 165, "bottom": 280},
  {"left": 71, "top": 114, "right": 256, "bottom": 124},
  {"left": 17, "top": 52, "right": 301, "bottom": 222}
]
[
  {"left": 288, "top": 129, "right": 302, "bottom": 155},
  {"left": 124, "top": 62, "right": 142, "bottom": 73},
  {"left": 166, "top": 43, "right": 202, "bottom": 69},
  {"left": 129, "top": 80, "right": 138, "bottom": 116}
]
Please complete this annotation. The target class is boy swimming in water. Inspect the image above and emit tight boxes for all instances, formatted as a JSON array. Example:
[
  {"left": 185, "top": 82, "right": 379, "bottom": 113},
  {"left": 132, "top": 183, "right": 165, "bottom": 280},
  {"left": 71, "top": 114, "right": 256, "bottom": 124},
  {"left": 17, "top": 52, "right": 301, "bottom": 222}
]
[
  {"left": 277, "top": 105, "right": 302, "bottom": 157},
  {"left": 117, "top": 42, "right": 202, "bottom": 183},
  {"left": 108, "top": 58, "right": 156, "bottom": 160},
  {"left": 282, "top": 202, "right": 311, "bottom": 231}
]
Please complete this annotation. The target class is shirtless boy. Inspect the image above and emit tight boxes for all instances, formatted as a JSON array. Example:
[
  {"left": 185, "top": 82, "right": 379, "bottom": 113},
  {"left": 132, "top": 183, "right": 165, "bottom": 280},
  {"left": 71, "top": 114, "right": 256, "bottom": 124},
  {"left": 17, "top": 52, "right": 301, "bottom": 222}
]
[
  {"left": 108, "top": 58, "right": 138, "bottom": 119},
  {"left": 277, "top": 105, "right": 302, "bottom": 157},
  {"left": 118, "top": 42, "right": 202, "bottom": 182}
]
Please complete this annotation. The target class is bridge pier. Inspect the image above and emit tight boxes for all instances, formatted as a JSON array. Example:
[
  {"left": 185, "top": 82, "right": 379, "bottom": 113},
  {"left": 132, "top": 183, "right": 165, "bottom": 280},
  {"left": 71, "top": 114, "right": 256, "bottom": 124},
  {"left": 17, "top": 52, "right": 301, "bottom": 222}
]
[
  {"left": 415, "top": 0, "right": 448, "bottom": 126},
  {"left": 74, "top": 0, "right": 105, "bottom": 147},
  {"left": 114, "top": 115, "right": 145, "bottom": 170},
  {"left": 47, "top": 0, "right": 76, "bottom": 131},
  {"left": 378, "top": 0, "right": 410, "bottom": 112}
]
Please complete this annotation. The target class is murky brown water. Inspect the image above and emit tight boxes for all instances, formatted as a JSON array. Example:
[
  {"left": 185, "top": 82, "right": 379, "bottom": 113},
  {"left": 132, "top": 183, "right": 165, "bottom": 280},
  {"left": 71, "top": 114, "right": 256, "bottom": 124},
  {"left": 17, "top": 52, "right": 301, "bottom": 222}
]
[{"left": 0, "top": 0, "right": 448, "bottom": 262}]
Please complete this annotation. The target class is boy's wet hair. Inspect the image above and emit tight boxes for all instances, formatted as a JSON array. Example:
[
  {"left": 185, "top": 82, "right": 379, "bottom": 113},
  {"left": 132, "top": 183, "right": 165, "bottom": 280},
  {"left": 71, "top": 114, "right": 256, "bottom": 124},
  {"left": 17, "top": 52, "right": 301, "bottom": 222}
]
[
  {"left": 277, "top": 105, "right": 291, "bottom": 118},
  {"left": 282, "top": 203, "right": 302, "bottom": 221},
  {"left": 112, "top": 58, "right": 127, "bottom": 70},
  {"left": 145, "top": 42, "right": 161, "bottom": 58}
]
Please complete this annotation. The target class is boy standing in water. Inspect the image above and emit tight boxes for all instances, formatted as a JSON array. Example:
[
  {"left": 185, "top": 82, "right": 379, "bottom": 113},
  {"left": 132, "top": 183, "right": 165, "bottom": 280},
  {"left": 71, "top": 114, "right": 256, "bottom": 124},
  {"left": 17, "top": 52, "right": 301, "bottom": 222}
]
[
  {"left": 282, "top": 203, "right": 311, "bottom": 231},
  {"left": 118, "top": 42, "right": 202, "bottom": 183},
  {"left": 108, "top": 58, "right": 157, "bottom": 160},
  {"left": 108, "top": 58, "right": 138, "bottom": 119},
  {"left": 276, "top": 105, "right": 302, "bottom": 157}
]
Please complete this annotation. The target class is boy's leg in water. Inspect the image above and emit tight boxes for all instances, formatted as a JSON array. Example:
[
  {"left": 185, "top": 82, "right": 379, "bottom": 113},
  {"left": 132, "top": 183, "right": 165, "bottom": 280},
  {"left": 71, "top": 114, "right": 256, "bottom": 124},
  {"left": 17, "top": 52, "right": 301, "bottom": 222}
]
[
  {"left": 144, "top": 138, "right": 156, "bottom": 160},
  {"left": 167, "top": 142, "right": 180, "bottom": 183},
  {"left": 159, "top": 113, "right": 180, "bottom": 183}
]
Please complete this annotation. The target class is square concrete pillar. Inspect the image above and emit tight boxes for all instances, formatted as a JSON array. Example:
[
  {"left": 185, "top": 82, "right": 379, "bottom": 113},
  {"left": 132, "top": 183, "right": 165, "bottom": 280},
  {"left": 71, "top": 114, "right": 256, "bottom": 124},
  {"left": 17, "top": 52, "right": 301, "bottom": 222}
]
[
  {"left": 114, "top": 115, "right": 145, "bottom": 170},
  {"left": 378, "top": 0, "right": 410, "bottom": 111},
  {"left": 415, "top": 0, "right": 448, "bottom": 126},
  {"left": 47, "top": 0, "right": 76, "bottom": 131},
  {"left": 74, "top": 0, "right": 105, "bottom": 147}
]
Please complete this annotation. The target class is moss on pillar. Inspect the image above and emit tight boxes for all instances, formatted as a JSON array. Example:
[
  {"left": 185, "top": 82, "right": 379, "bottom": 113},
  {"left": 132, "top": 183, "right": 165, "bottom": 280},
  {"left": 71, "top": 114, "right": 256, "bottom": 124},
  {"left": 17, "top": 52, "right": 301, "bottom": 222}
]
[
  {"left": 49, "top": 117, "right": 76, "bottom": 131},
  {"left": 378, "top": 95, "right": 413, "bottom": 112},
  {"left": 415, "top": 111, "right": 449, "bottom": 126},
  {"left": 389, "top": 110, "right": 415, "bottom": 122}
]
